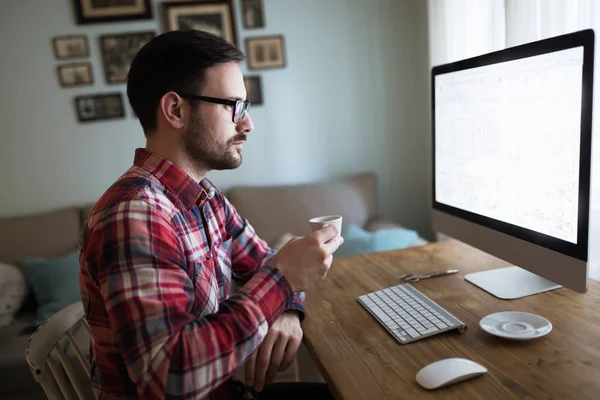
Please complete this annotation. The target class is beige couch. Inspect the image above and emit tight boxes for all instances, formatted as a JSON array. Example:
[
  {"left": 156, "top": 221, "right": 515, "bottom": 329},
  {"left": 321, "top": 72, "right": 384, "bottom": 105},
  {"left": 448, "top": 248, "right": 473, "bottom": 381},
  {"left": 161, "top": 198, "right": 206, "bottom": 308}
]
[{"left": 0, "top": 171, "right": 426, "bottom": 398}]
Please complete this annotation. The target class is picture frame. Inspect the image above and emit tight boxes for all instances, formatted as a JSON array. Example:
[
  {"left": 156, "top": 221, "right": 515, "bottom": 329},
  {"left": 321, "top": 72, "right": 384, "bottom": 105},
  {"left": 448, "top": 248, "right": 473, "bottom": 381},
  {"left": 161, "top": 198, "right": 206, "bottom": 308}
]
[
  {"left": 162, "top": 1, "right": 238, "bottom": 47},
  {"left": 75, "top": 93, "right": 125, "bottom": 123},
  {"left": 241, "top": 0, "right": 265, "bottom": 29},
  {"left": 244, "top": 76, "right": 263, "bottom": 106},
  {"left": 72, "top": 0, "right": 152, "bottom": 24},
  {"left": 52, "top": 35, "right": 89, "bottom": 60},
  {"left": 99, "top": 31, "right": 156, "bottom": 84},
  {"left": 246, "top": 35, "right": 286, "bottom": 70},
  {"left": 57, "top": 63, "right": 93, "bottom": 88}
]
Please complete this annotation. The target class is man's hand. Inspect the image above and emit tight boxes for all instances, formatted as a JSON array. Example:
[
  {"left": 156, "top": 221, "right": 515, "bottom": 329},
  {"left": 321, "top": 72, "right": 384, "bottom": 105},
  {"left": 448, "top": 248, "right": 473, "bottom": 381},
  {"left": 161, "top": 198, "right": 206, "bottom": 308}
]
[
  {"left": 271, "top": 225, "right": 343, "bottom": 292},
  {"left": 245, "top": 311, "right": 303, "bottom": 392}
]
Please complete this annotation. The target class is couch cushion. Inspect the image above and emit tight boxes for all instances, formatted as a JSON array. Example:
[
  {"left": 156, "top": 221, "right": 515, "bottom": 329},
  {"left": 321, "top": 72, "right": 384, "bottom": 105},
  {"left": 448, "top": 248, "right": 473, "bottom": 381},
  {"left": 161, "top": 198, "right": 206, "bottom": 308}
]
[
  {"left": 21, "top": 251, "right": 81, "bottom": 326},
  {"left": 0, "top": 207, "right": 81, "bottom": 265},
  {"left": 0, "top": 263, "right": 28, "bottom": 327},
  {"left": 228, "top": 172, "right": 378, "bottom": 245},
  {"left": 335, "top": 224, "right": 419, "bottom": 258}
]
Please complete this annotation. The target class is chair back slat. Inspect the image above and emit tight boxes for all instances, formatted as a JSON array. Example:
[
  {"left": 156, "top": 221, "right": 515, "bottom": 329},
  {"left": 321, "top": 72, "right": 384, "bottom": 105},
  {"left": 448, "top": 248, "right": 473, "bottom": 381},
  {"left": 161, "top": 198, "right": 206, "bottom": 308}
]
[
  {"left": 47, "top": 354, "right": 76, "bottom": 400},
  {"left": 81, "top": 317, "right": 90, "bottom": 333},
  {"left": 65, "top": 331, "right": 90, "bottom": 376},
  {"left": 39, "top": 363, "right": 66, "bottom": 400},
  {"left": 55, "top": 343, "right": 88, "bottom": 400}
]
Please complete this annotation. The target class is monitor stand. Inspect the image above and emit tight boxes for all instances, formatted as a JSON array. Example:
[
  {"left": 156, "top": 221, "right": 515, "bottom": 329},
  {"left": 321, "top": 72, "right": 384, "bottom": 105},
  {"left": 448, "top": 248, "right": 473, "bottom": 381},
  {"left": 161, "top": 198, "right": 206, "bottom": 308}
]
[{"left": 464, "top": 266, "right": 562, "bottom": 299}]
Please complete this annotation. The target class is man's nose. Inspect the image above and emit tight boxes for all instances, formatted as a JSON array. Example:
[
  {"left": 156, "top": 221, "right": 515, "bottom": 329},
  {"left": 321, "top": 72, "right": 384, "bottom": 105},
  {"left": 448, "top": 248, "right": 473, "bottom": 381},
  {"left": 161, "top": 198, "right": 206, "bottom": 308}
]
[{"left": 237, "top": 112, "right": 254, "bottom": 133}]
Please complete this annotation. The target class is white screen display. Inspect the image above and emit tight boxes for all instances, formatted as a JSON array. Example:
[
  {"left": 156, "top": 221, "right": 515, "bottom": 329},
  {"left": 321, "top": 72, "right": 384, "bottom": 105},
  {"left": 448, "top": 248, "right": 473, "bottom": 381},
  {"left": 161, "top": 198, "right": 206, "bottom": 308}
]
[{"left": 435, "top": 47, "right": 584, "bottom": 244}]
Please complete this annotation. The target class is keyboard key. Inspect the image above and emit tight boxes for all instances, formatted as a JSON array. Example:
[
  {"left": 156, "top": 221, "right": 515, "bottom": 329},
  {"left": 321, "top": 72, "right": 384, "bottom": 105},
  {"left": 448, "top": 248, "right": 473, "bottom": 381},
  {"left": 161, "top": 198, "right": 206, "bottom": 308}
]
[
  {"left": 373, "top": 310, "right": 390, "bottom": 320},
  {"left": 406, "top": 329, "right": 419, "bottom": 338}
]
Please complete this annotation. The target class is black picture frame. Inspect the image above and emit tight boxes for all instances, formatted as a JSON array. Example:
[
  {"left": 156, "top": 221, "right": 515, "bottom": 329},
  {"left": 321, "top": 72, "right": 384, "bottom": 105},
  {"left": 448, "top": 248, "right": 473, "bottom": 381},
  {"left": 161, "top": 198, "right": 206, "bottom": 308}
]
[
  {"left": 72, "top": 0, "right": 153, "bottom": 24},
  {"left": 162, "top": 0, "right": 238, "bottom": 47},
  {"left": 57, "top": 62, "right": 94, "bottom": 88},
  {"left": 244, "top": 76, "right": 263, "bottom": 105},
  {"left": 52, "top": 35, "right": 89, "bottom": 60},
  {"left": 241, "top": 0, "right": 265, "bottom": 29},
  {"left": 99, "top": 31, "right": 156, "bottom": 84},
  {"left": 75, "top": 93, "right": 125, "bottom": 123},
  {"left": 246, "top": 35, "right": 286, "bottom": 70}
]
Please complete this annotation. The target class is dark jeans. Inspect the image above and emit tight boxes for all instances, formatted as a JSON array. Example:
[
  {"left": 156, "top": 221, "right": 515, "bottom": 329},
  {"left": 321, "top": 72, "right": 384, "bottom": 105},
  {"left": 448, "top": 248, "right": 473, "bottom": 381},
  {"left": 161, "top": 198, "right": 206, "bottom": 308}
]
[{"left": 254, "top": 382, "right": 335, "bottom": 400}]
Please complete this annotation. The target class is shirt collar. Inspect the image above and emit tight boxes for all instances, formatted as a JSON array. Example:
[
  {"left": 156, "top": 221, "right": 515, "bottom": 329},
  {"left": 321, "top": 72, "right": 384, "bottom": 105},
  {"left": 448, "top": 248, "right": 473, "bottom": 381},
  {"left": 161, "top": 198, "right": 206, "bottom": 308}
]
[{"left": 133, "top": 148, "right": 213, "bottom": 209}]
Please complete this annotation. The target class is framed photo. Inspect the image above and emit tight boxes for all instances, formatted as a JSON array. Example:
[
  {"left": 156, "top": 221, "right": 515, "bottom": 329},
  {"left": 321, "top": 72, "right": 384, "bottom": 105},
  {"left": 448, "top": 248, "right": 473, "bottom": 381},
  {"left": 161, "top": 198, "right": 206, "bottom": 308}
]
[
  {"left": 241, "top": 0, "right": 265, "bottom": 29},
  {"left": 75, "top": 93, "right": 125, "bottom": 123},
  {"left": 57, "top": 63, "right": 93, "bottom": 87},
  {"left": 246, "top": 35, "right": 286, "bottom": 70},
  {"left": 52, "top": 35, "right": 89, "bottom": 60},
  {"left": 244, "top": 76, "right": 263, "bottom": 106},
  {"left": 99, "top": 31, "right": 155, "bottom": 84},
  {"left": 162, "top": 1, "right": 238, "bottom": 47},
  {"left": 72, "top": 0, "right": 152, "bottom": 24}
]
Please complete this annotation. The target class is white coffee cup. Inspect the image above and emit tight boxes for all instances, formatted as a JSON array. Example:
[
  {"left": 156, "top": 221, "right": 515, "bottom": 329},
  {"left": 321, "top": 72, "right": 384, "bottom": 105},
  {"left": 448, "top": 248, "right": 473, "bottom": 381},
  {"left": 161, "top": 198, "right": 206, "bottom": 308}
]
[{"left": 309, "top": 215, "right": 343, "bottom": 235}]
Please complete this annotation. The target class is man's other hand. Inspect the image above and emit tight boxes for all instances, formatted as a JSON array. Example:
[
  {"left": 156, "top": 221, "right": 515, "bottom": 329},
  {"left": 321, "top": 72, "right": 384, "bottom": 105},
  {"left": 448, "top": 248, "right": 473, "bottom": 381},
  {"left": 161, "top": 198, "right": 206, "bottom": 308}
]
[{"left": 245, "top": 311, "right": 303, "bottom": 392}]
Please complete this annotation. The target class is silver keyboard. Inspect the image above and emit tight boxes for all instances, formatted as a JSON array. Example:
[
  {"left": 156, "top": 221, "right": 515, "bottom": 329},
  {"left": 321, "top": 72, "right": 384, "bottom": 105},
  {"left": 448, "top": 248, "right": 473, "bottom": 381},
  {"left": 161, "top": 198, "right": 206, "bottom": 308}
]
[{"left": 357, "top": 283, "right": 467, "bottom": 344}]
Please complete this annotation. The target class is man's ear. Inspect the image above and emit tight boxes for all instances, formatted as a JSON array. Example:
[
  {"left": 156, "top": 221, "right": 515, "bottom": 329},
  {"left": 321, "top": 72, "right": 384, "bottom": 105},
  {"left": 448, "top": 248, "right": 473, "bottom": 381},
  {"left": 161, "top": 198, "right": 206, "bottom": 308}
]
[{"left": 159, "top": 91, "right": 187, "bottom": 130}]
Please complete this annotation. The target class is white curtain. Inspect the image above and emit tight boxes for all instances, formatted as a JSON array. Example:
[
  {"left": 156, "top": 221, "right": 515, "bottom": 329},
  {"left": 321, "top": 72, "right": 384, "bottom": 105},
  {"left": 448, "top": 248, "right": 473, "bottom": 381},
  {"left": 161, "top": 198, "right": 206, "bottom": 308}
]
[
  {"left": 428, "top": 0, "right": 600, "bottom": 281},
  {"left": 428, "top": 0, "right": 505, "bottom": 67},
  {"left": 505, "top": 0, "right": 600, "bottom": 47},
  {"left": 429, "top": 0, "right": 600, "bottom": 65}
]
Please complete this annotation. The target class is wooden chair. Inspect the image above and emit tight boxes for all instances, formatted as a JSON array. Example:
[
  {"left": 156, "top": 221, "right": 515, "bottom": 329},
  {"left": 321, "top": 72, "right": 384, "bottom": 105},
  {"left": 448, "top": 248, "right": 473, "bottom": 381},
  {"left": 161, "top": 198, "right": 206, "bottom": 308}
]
[{"left": 25, "top": 301, "right": 94, "bottom": 399}]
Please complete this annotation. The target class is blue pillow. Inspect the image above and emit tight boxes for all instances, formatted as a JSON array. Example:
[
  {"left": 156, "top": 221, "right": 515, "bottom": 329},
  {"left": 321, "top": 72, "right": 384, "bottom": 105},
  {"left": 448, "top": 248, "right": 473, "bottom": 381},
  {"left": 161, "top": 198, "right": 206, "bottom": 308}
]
[
  {"left": 20, "top": 250, "right": 81, "bottom": 326},
  {"left": 335, "top": 224, "right": 419, "bottom": 258}
]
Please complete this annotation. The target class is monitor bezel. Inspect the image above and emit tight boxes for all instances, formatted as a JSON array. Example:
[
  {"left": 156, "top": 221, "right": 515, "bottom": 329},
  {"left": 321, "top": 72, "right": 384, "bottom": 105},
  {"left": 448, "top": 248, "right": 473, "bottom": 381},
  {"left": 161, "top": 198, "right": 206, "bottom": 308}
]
[{"left": 431, "top": 29, "right": 594, "bottom": 262}]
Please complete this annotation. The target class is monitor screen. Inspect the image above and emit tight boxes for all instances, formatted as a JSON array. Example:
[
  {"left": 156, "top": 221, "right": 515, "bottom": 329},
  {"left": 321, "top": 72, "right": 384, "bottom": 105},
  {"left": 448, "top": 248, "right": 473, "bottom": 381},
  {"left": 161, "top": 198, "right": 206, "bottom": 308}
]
[{"left": 434, "top": 47, "right": 584, "bottom": 244}]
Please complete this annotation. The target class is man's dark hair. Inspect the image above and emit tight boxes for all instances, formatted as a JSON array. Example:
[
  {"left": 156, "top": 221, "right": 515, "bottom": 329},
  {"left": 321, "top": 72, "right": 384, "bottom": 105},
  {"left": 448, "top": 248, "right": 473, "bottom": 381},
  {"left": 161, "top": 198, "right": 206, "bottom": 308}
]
[{"left": 127, "top": 30, "right": 244, "bottom": 135}]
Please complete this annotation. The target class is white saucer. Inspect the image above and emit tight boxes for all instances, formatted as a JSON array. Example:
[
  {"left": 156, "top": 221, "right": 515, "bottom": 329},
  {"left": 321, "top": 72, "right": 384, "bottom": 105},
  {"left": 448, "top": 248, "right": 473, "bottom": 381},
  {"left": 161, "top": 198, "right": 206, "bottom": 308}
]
[{"left": 479, "top": 311, "right": 552, "bottom": 341}]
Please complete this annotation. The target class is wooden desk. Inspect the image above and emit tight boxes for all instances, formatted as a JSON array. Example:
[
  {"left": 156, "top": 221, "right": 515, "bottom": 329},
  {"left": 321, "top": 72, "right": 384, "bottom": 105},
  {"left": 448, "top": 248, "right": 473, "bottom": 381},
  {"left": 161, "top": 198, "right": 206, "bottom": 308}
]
[{"left": 302, "top": 240, "right": 600, "bottom": 399}]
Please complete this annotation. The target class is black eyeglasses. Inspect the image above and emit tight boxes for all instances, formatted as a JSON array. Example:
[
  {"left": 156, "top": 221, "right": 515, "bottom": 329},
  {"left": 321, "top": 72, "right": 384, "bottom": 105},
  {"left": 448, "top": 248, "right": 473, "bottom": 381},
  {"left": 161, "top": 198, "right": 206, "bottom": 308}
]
[{"left": 178, "top": 93, "right": 250, "bottom": 123}]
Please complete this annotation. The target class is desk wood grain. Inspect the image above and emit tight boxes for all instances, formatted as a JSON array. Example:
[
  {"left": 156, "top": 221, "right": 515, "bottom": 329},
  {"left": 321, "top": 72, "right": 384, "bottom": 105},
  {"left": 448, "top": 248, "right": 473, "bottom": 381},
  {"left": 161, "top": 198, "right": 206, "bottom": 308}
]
[{"left": 302, "top": 240, "right": 600, "bottom": 399}]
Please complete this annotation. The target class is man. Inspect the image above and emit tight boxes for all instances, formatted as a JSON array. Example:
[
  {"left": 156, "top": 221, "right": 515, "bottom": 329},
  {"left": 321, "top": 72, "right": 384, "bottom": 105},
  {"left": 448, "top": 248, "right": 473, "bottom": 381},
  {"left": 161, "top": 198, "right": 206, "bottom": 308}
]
[{"left": 79, "top": 30, "right": 343, "bottom": 400}]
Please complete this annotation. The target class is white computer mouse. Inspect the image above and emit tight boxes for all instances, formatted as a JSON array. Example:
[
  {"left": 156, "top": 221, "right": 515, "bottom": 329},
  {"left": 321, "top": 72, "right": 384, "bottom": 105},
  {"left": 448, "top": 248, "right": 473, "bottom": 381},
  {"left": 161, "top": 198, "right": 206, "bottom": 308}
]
[{"left": 416, "top": 358, "right": 487, "bottom": 390}]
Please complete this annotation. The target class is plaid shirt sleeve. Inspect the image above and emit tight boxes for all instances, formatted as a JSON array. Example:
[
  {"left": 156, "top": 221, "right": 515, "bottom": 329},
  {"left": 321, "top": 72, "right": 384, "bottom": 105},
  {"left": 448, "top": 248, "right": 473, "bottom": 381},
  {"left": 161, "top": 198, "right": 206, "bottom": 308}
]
[
  {"left": 82, "top": 199, "right": 294, "bottom": 399},
  {"left": 222, "top": 194, "right": 305, "bottom": 318}
]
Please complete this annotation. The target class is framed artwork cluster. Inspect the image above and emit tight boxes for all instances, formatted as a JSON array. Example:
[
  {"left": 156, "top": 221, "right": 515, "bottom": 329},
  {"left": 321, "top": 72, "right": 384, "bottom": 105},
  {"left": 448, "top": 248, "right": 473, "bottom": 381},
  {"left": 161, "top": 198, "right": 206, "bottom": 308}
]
[
  {"left": 238, "top": 0, "right": 286, "bottom": 107},
  {"left": 53, "top": 35, "right": 93, "bottom": 88},
  {"left": 55, "top": 0, "right": 286, "bottom": 122}
]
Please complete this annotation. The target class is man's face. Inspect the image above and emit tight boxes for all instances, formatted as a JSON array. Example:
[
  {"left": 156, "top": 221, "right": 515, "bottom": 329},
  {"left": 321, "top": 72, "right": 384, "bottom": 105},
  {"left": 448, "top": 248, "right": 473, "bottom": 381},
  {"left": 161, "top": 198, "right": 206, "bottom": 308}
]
[{"left": 183, "top": 62, "right": 253, "bottom": 170}]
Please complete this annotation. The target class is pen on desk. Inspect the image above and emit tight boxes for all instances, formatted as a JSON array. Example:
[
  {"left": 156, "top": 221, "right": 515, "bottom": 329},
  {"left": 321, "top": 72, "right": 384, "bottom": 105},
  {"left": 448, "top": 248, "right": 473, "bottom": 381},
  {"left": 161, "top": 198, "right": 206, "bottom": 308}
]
[{"left": 400, "top": 269, "right": 459, "bottom": 282}]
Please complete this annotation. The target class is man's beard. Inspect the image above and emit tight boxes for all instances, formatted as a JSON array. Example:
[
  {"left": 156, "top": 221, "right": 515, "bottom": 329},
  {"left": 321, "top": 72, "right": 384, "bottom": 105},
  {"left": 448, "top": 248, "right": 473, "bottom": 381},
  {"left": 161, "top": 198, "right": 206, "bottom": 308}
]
[{"left": 183, "top": 110, "right": 245, "bottom": 171}]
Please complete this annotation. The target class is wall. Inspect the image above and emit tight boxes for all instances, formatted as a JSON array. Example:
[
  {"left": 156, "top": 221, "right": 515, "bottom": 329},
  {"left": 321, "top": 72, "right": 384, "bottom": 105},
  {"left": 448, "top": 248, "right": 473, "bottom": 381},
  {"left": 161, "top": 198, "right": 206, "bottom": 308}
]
[{"left": 0, "top": 0, "right": 432, "bottom": 238}]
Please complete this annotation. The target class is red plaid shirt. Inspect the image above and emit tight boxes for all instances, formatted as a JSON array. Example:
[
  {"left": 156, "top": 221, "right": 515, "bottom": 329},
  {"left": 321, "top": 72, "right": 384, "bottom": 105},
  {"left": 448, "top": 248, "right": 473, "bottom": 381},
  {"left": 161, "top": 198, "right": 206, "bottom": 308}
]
[{"left": 79, "top": 148, "right": 304, "bottom": 399}]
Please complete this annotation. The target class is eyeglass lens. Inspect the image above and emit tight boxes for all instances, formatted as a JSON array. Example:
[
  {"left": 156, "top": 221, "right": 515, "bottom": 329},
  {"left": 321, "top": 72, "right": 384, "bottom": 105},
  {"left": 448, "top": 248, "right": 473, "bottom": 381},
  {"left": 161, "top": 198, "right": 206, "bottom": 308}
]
[{"left": 234, "top": 101, "right": 248, "bottom": 123}]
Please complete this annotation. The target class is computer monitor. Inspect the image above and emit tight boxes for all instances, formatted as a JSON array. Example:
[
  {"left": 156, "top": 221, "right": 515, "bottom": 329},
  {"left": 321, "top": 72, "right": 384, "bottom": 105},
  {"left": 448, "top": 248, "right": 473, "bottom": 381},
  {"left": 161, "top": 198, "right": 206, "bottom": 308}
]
[{"left": 431, "top": 29, "right": 595, "bottom": 299}]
